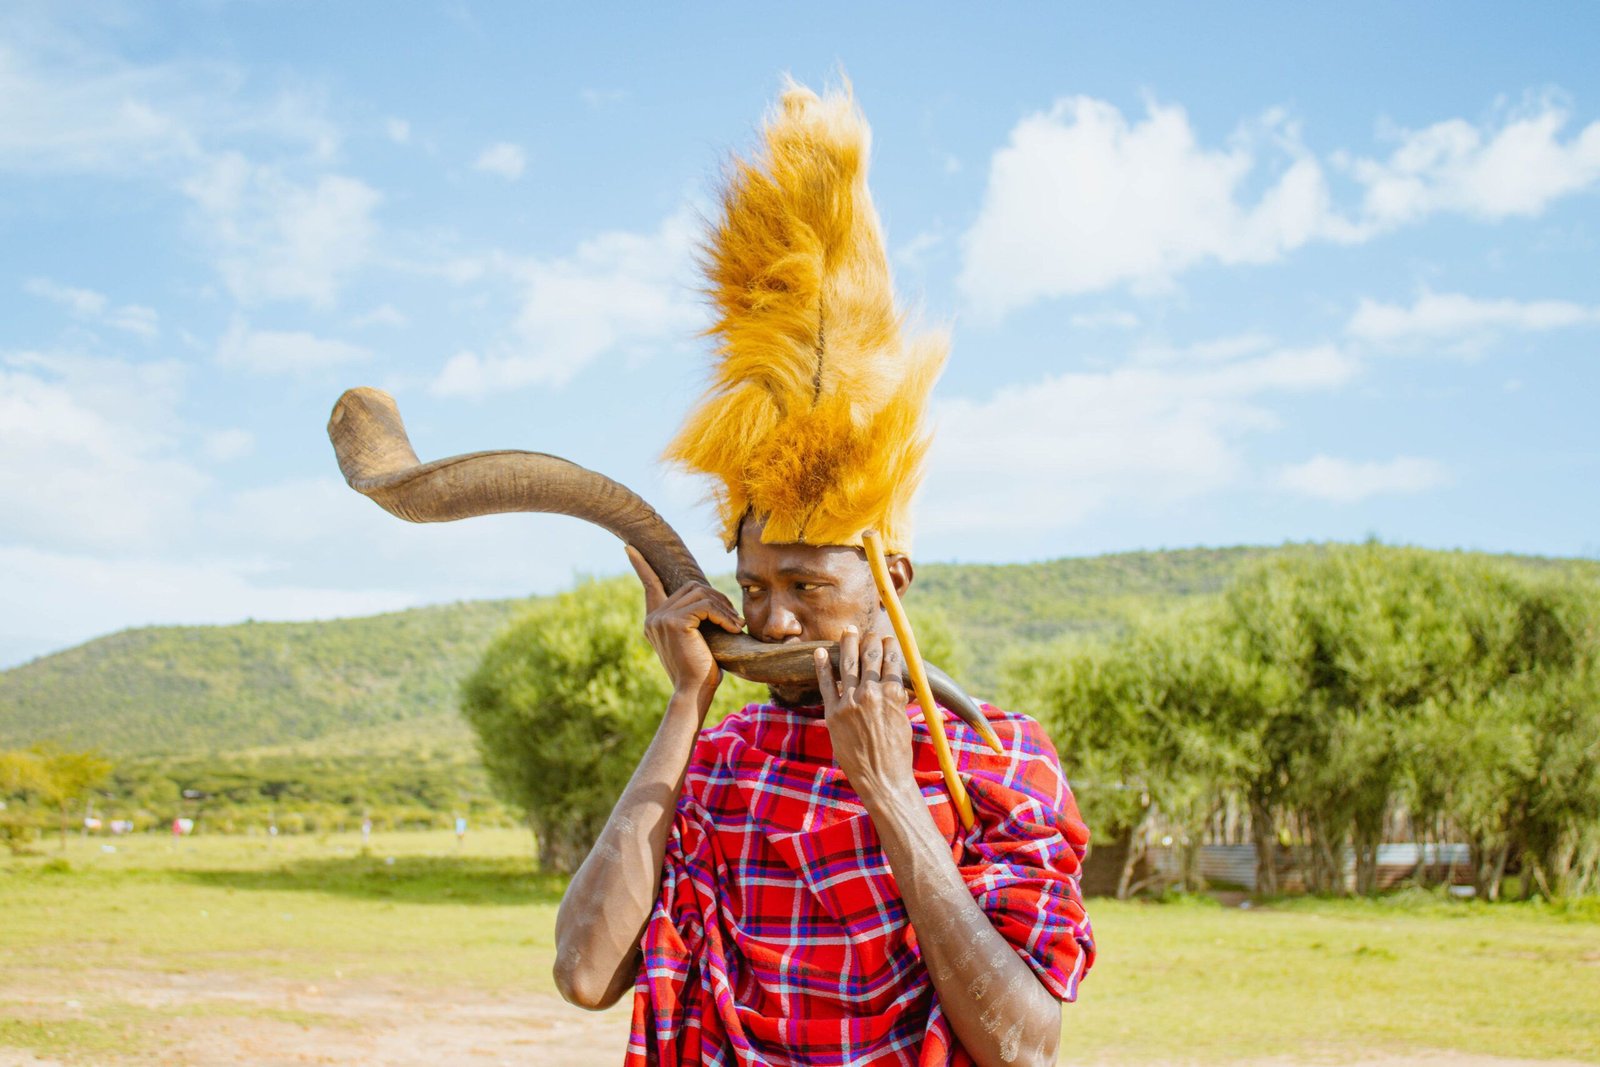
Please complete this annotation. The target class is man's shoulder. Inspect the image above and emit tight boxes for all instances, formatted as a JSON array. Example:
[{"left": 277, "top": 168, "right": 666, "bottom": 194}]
[
  {"left": 691, "top": 700, "right": 795, "bottom": 756},
  {"left": 703, "top": 700, "right": 781, "bottom": 734},
  {"left": 963, "top": 700, "right": 1058, "bottom": 751}
]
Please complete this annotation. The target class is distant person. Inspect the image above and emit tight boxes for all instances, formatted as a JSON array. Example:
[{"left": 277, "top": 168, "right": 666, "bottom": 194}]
[
  {"left": 454, "top": 815, "right": 467, "bottom": 845},
  {"left": 552, "top": 84, "right": 1094, "bottom": 1067},
  {"left": 361, "top": 816, "right": 372, "bottom": 847}
]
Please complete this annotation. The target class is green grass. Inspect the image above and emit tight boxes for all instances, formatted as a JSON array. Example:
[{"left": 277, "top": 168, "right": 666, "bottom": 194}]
[
  {"left": 1070, "top": 893, "right": 1600, "bottom": 1062},
  {"left": 4, "top": 831, "right": 1599, "bottom": 1064},
  {"left": 0, "top": 1016, "right": 144, "bottom": 1060},
  {"left": 2, "top": 830, "right": 562, "bottom": 990}
]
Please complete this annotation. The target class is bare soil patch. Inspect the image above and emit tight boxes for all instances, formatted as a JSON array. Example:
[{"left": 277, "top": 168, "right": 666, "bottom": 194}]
[
  {"left": 0, "top": 968, "right": 629, "bottom": 1066},
  {"left": 1, "top": 967, "right": 1593, "bottom": 1066}
]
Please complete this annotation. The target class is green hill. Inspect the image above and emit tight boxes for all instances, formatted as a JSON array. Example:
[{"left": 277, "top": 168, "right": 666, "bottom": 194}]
[
  {"left": 5, "top": 545, "right": 1596, "bottom": 759},
  {"left": 0, "top": 599, "right": 536, "bottom": 757}
]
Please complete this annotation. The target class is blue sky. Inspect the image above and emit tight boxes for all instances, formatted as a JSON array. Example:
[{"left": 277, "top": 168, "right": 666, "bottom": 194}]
[{"left": 3, "top": 1, "right": 1598, "bottom": 667}]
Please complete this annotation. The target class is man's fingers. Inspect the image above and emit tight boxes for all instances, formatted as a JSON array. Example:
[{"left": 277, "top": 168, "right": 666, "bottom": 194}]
[
  {"left": 813, "top": 648, "right": 839, "bottom": 711},
  {"left": 624, "top": 545, "right": 667, "bottom": 611},
  {"left": 711, "top": 588, "right": 744, "bottom": 629},
  {"left": 644, "top": 576, "right": 744, "bottom": 634},
  {"left": 673, "top": 591, "right": 744, "bottom": 634},
  {"left": 882, "top": 636, "right": 908, "bottom": 699},
  {"left": 839, "top": 626, "right": 861, "bottom": 692},
  {"left": 861, "top": 635, "right": 882, "bottom": 687}
]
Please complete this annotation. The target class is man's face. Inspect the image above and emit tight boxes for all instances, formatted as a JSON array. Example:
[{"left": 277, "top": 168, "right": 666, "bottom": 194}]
[{"left": 734, "top": 516, "right": 910, "bottom": 706}]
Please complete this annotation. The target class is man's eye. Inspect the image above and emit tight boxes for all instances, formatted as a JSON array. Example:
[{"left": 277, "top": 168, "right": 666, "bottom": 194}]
[
  {"left": 796, "top": 582, "right": 823, "bottom": 593},
  {"left": 740, "top": 586, "right": 763, "bottom": 597}
]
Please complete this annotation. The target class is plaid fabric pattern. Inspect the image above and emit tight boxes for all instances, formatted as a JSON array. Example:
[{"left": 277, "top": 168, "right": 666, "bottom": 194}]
[{"left": 626, "top": 700, "right": 1094, "bottom": 1066}]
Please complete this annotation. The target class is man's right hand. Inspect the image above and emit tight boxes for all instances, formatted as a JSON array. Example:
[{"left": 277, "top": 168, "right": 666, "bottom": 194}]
[{"left": 625, "top": 545, "right": 744, "bottom": 707}]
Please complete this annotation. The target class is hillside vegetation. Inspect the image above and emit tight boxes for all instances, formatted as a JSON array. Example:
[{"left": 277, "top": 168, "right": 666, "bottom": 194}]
[
  {"left": 0, "top": 599, "right": 536, "bottom": 757},
  {"left": 4, "top": 546, "right": 1596, "bottom": 760}
]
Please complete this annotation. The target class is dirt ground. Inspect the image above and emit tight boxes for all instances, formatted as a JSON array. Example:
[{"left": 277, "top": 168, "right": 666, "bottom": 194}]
[
  {"left": 1, "top": 968, "right": 629, "bottom": 1067},
  {"left": 2, "top": 968, "right": 1594, "bottom": 1067}
]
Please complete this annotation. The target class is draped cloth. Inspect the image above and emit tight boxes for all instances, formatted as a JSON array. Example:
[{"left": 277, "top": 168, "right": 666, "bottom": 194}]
[{"left": 625, "top": 700, "right": 1095, "bottom": 1066}]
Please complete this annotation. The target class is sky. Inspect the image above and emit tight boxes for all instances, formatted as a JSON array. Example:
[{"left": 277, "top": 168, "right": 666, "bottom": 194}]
[{"left": 3, "top": 1, "right": 1598, "bottom": 668}]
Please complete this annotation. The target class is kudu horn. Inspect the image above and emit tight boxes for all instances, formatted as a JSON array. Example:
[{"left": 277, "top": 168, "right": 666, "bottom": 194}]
[{"left": 327, "top": 387, "right": 998, "bottom": 748}]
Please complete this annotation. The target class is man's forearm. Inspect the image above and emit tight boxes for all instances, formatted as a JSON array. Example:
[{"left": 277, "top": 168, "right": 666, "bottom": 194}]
[
  {"left": 552, "top": 690, "right": 705, "bottom": 1010},
  {"left": 864, "top": 784, "right": 1061, "bottom": 1067}
]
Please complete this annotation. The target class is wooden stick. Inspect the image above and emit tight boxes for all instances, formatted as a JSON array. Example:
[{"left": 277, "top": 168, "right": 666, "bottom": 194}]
[{"left": 862, "top": 531, "right": 976, "bottom": 830}]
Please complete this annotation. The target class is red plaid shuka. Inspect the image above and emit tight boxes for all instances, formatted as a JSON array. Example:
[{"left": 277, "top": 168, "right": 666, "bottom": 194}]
[{"left": 625, "top": 699, "right": 1095, "bottom": 1066}]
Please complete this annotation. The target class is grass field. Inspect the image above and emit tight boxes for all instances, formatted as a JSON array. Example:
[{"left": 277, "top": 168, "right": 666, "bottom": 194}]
[{"left": 3, "top": 830, "right": 1598, "bottom": 1065}]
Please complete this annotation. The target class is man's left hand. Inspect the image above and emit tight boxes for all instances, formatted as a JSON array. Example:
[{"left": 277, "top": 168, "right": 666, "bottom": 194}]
[{"left": 813, "top": 626, "right": 916, "bottom": 804}]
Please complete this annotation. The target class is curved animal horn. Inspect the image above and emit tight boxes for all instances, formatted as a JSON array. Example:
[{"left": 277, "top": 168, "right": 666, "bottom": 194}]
[{"left": 327, "top": 387, "right": 997, "bottom": 748}]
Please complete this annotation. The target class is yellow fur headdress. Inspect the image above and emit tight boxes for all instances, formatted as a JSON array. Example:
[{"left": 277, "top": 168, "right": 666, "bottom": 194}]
[{"left": 665, "top": 83, "right": 947, "bottom": 556}]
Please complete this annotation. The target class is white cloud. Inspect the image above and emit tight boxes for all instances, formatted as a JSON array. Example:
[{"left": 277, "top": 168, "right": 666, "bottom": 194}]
[
  {"left": 385, "top": 117, "right": 411, "bottom": 144},
  {"left": 923, "top": 343, "right": 1358, "bottom": 532},
  {"left": 430, "top": 208, "right": 702, "bottom": 395},
  {"left": 1127, "top": 333, "right": 1283, "bottom": 369},
  {"left": 0, "top": 544, "right": 417, "bottom": 669},
  {"left": 580, "top": 88, "right": 627, "bottom": 110},
  {"left": 474, "top": 141, "right": 526, "bottom": 180},
  {"left": 0, "top": 33, "right": 337, "bottom": 176},
  {"left": 23, "top": 277, "right": 159, "bottom": 337},
  {"left": 198, "top": 476, "right": 639, "bottom": 610},
  {"left": 961, "top": 95, "right": 1600, "bottom": 317},
  {"left": 352, "top": 303, "right": 409, "bottom": 328},
  {"left": 104, "top": 304, "right": 160, "bottom": 337},
  {"left": 959, "top": 97, "right": 1354, "bottom": 314},
  {"left": 23, "top": 277, "right": 105, "bottom": 317},
  {"left": 1350, "top": 100, "right": 1600, "bottom": 226},
  {"left": 1278, "top": 455, "right": 1449, "bottom": 503},
  {"left": 1348, "top": 291, "right": 1600, "bottom": 348},
  {"left": 183, "top": 152, "right": 381, "bottom": 307},
  {"left": 895, "top": 229, "right": 946, "bottom": 272},
  {"left": 202, "top": 428, "right": 255, "bottom": 462},
  {"left": 1069, "top": 310, "right": 1140, "bottom": 331},
  {"left": 0, "top": 40, "right": 199, "bottom": 173},
  {"left": 0, "top": 350, "right": 208, "bottom": 550},
  {"left": 216, "top": 319, "right": 372, "bottom": 376}
]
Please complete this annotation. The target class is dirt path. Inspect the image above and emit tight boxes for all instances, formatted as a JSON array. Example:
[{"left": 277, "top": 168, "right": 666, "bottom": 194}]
[
  {"left": 1, "top": 969, "right": 629, "bottom": 1066},
  {"left": 2, "top": 970, "right": 1594, "bottom": 1066}
]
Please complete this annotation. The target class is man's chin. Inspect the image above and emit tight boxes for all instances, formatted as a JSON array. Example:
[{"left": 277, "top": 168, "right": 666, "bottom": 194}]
[{"left": 769, "top": 684, "right": 824, "bottom": 708}]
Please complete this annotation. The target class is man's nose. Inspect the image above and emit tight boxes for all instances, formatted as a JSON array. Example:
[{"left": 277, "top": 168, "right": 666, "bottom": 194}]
[{"left": 759, "top": 600, "right": 804, "bottom": 642}]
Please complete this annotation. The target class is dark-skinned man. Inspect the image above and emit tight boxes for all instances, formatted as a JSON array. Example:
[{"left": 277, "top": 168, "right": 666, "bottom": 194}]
[{"left": 552, "top": 83, "right": 1094, "bottom": 1067}]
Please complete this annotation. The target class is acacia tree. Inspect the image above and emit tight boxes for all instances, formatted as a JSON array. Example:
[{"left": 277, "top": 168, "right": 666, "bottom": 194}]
[
  {"left": 1013, "top": 544, "right": 1600, "bottom": 900},
  {"left": 0, "top": 749, "right": 52, "bottom": 853},
  {"left": 1, "top": 747, "right": 113, "bottom": 851},
  {"left": 463, "top": 578, "right": 678, "bottom": 872},
  {"left": 41, "top": 748, "right": 114, "bottom": 850},
  {"left": 1462, "top": 582, "right": 1600, "bottom": 899},
  {"left": 1005, "top": 606, "right": 1257, "bottom": 897},
  {"left": 1217, "top": 547, "right": 1518, "bottom": 893},
  {"left": 1002, "top": 636, "right": 1152, "bottom": 895}
]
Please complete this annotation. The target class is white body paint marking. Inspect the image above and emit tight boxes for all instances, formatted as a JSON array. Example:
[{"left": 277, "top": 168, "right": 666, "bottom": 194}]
[{"left": 999, "top": 1022, "right": 1023, "bottom": 1063}]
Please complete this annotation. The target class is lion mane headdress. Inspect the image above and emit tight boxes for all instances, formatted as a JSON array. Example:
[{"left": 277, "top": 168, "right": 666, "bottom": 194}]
[{"left": 665, "top": 83, "right": 946, "bottom": 555}]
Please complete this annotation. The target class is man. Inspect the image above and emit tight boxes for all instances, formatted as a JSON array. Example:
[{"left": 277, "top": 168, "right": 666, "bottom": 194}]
[{"left": 552, "top": 84, "right": 1093, "bottom": 1066}]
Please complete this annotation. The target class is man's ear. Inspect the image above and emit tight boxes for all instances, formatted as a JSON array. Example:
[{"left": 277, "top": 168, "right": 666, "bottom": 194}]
[{"left": 887, "top": 555, "right": 913, "bottom": 598}]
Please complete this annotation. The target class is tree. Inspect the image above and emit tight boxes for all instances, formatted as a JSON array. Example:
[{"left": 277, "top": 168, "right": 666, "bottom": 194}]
[
  {"left": 460, "top": 577, "right": 767, "bottom": 872},
  {"left": 460, "top": 573, "right": 963, "bottom": 874},
  {"left": 1006, "top": 544, "right": 1600, "bottom": 901},
  {"left": 1003, "top": 606, "right": 1257, "bottom": 897},
  {"left": 0, "top": 749, "right": 53, "bottom": 853},
  {"left": 1216, "top": 546, "right": 1600, "bottom": 898},
  {"left": 41, "top": 747, "right": 114, "bottom": 849},
  {"left": 2, "top": 746, "right": 113, "bottom": 851}
]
